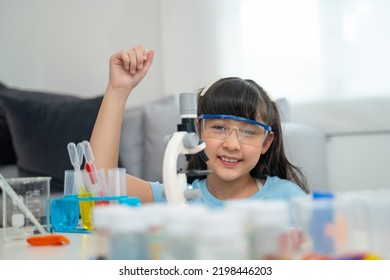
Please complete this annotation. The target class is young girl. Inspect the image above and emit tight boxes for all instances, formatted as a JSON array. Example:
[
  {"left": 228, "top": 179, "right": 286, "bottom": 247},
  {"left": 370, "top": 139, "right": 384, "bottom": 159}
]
[{"left": 90, "top": 45, "right": 308, "bottom": 207}]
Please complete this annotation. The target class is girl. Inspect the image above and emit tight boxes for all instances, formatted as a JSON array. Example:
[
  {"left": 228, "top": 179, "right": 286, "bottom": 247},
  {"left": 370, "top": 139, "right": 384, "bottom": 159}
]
[{"left": 90, "top": 45, "right": 308, "bottom": 207}]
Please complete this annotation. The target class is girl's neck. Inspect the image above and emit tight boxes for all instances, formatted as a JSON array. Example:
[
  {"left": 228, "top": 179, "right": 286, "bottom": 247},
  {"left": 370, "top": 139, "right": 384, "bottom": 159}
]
[{"left": 206, "top": 175, "right": 260, "bottom": 200}]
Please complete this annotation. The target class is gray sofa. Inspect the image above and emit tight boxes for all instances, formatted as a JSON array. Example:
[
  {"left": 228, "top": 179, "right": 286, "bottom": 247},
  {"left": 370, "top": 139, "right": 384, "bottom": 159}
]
[{"left": 0, "top": 84, "right": 329, "bottom": 197}]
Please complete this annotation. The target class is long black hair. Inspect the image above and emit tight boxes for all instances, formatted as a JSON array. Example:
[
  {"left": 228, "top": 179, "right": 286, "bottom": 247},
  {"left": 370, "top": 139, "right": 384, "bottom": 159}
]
[{"left": 188, "top": 77, "right": 309, "bottom": 193}]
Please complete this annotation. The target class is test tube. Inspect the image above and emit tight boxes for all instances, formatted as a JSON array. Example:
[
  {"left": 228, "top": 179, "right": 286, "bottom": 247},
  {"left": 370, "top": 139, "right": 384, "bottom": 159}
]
[
  {"left": 50, "top": 170, "right": 80, "bottom": 231},
  {"left": 108, "top": 168, "right": 126, "bottom": 197}
]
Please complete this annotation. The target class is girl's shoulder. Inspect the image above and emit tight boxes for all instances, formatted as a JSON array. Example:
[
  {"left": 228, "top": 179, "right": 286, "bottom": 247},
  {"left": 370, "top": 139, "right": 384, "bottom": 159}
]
[
  {"left": 190, "top": 178, "right": 206, "bottom": 189},
  {"left": 258, "top": 176, "right": 306, "bottom": 199}
]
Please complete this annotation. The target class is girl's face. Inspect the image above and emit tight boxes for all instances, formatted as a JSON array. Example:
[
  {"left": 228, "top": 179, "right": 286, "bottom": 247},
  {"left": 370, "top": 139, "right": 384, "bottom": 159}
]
[{"left": 201, "top": 116, "right": 274, "bottom": 183}]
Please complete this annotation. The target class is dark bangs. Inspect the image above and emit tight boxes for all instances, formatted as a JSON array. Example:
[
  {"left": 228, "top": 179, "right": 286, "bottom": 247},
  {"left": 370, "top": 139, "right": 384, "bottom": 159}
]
[{"left": 198, "top": 77, "right": 263, "bottom": 121}]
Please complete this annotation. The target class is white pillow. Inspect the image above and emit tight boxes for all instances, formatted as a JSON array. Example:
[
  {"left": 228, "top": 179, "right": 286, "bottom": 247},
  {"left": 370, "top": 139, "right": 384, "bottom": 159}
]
[
  {"left": 119, "top": 106, "right": 144, "bottom": 178},
  {"left": 142, "top": 96, "right": 180, "bottom": 182}
]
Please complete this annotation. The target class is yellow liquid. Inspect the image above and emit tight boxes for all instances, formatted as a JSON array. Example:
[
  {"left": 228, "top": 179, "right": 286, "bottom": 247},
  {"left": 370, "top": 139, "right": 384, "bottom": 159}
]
[{"left": 78, "top": 190, "right": 95, "bottom": 231}]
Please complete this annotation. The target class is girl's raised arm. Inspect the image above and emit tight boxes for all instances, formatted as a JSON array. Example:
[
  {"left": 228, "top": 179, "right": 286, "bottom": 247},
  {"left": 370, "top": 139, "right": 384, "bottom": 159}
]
[{"left": 90, "top": 45, "right": 155, "bottom": 203}]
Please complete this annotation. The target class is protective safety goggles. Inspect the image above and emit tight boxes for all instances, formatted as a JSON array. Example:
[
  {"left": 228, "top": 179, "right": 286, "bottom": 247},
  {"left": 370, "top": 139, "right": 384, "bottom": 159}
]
[{"left": 198, "top": 114, "right": 272, "bottom": 146}]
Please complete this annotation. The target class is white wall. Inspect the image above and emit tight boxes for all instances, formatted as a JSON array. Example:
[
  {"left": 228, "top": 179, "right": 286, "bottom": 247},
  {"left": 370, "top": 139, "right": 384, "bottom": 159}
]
[
  {"left": 159, "top": 0, "right": 241, "bottom": 96},
  {"left": 0, "top": 0, "right": 241, "bottom": 107},
  {"left": 1, "top": 0, "right": 161, "bottom": 107}
]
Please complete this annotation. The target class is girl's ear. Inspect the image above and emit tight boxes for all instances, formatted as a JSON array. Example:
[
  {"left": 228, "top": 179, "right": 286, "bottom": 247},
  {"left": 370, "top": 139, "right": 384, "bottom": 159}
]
[{"left": 261, "top": 132, "right": 274, "bottom": 154}]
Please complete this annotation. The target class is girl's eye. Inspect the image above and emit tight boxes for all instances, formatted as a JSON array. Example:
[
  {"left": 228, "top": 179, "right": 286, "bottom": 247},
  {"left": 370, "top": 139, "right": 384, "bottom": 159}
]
[
  {"left": 212, "top": 125, "right": 228, "bottom": 132},
  {"left": 241, "top": 129, "right": 257, "bottom": 136}
]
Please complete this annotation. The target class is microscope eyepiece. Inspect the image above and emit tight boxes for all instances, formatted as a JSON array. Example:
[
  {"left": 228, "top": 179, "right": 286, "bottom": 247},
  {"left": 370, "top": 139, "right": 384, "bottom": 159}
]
[
  {"left": 179, "top": 92, "right": 197, "bottom": 117},
  {"left": 178, "top": 92, "right": 198, "bottom": 134}
]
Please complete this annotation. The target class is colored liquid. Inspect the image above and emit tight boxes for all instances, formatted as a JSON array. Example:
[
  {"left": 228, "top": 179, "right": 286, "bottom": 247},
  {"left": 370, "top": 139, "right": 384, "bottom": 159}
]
[
  {"left": 78, "top": 190, "right": 95, "bottom": 231},
  {"left": 50, "top": 196, "right": 79, "bottom": 231}
]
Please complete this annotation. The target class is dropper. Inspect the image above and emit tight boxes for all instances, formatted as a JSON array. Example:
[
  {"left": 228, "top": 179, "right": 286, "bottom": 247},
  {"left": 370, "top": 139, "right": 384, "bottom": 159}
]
[
  {"left": 82, "top": 141, "right": 99, "bottom": 188},
  {"left": 0, "top": 174, "right": 47, "bottom": 234},
  {"left": 67, "top": 141, "right": 94, "bottom": 230},
  {"left": 67, "top": 142, "right": 85, "bottom": 193},
  {"left": 82, "top": 140, "right": 107, "bottom": 205}
]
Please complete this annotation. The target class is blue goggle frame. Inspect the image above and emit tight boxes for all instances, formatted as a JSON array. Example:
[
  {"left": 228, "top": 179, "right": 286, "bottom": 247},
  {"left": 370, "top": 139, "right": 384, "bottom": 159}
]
[{"left": 198, "top": 114, "right": 272, "bottom": 132}]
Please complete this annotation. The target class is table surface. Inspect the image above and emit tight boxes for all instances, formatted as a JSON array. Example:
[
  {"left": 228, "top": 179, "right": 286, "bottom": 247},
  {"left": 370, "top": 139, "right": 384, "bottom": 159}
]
[{"left": 0, "top": 228, "right": 99, "bottom": 260}]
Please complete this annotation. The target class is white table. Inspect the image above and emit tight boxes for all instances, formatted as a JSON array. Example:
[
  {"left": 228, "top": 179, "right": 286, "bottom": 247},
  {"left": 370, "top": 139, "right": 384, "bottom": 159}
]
[{"left": 0, "top": 228, "right": 101, "bottom": 260}]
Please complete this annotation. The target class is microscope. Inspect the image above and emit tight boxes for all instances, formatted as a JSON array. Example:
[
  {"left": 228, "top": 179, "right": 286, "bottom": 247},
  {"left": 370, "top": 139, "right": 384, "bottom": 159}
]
[{"left": 162, "top": 92, "right": 209, "bottom": 205}]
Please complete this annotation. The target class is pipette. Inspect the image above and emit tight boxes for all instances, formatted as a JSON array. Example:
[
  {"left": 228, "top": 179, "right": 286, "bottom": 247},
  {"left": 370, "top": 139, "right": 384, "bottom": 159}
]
[
  {"left": 82, "top": 140, "right": 108, "bottom": 205},
  {"left": 67, "top": 142, "right": 94, "bottom": 230},
  {"left": 0, "top": 174, "right": 47, "bottom": 235},
  {"left": 82, "top": 141, "right": 97, "bottom": 179},
  {"left": 67, "top": 142, "right": 84, "bottom": 192},
  {"left": 82, "top": 141, "right": 104, "bottom": 194}
]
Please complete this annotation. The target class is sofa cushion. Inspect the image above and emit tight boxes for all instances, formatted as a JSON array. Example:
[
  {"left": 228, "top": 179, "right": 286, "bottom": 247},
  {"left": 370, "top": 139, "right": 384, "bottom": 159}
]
[
  {"left": 0, "top": 87, "right": 103, "bottom": 192},
  {"left": 282, "top": 122, "right": 328, "bottom": 191},
  {"left": 119, "top": 105, "right": 144, "bottom": 178},
  {"left": 275, "top": 97, "right": 290, "bottom": 122},
  {"left": 143, "top": 96, "right": 180, "bottom": 182}
]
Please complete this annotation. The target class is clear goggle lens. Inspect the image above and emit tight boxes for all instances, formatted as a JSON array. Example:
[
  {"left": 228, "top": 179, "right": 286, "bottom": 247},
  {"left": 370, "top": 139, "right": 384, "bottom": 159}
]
[{"left": 199, "top": 114, "right": 271, "bottom": 146}]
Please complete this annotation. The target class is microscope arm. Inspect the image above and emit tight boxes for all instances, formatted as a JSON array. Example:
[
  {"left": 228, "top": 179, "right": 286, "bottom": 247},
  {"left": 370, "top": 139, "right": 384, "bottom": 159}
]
[{"left": 162, "top": 131, "right": 206, "bottom": 205}]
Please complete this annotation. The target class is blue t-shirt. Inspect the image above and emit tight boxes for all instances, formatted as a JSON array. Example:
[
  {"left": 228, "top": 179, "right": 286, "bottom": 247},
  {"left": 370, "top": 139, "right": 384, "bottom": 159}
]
[{"left": 149, "top": 176, "right": 306, "bottom": 208}]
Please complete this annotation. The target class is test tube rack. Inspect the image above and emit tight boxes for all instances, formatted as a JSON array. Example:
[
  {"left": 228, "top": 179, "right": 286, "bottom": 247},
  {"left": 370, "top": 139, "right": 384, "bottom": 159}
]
[{"left": 50, "top": 195, "right": 141, "bottom": 233}]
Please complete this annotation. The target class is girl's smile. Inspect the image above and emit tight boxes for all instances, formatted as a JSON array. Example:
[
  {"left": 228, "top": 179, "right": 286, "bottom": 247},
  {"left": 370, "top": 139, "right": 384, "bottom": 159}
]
[{"left": 218, "top": 155, "right": 241, "bottom": 167}]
